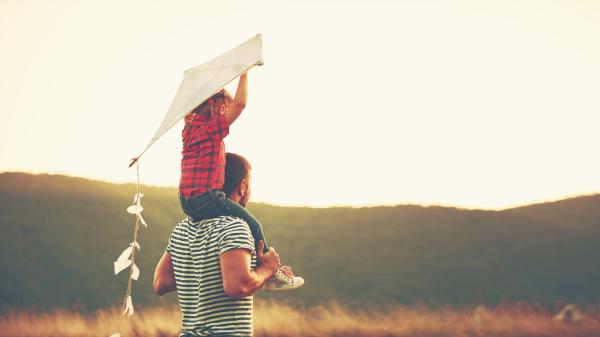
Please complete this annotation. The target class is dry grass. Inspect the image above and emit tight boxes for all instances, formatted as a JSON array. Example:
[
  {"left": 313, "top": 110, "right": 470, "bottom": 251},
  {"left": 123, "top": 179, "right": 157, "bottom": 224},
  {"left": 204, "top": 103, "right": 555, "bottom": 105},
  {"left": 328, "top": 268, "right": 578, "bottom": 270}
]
[{"left": 1, "top": 301, "right": 599, "bottom": 337}]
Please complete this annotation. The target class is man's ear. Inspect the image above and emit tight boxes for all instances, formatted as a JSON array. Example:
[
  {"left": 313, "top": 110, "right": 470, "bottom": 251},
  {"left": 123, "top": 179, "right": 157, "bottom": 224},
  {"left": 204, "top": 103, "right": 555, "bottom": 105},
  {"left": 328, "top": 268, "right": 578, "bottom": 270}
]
[{"left": 234, "top": 180, "right": 245, "bottom": 197}]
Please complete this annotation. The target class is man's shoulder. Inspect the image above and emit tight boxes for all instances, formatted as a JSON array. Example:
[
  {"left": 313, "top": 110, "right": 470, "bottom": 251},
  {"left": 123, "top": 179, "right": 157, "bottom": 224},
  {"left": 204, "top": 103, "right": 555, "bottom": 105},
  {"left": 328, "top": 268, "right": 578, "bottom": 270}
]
[
  {"left": 170, "top": 216, "right": 251, "bottom": 248},
  {"left": 189, "top": 215, "right": 248, "bottom": 226},
  {"left": 176, "top": 216, "right": 250, "bottom": 233},
  {"left": 214, "top": 216, "right": 255, "bottom": 255}
]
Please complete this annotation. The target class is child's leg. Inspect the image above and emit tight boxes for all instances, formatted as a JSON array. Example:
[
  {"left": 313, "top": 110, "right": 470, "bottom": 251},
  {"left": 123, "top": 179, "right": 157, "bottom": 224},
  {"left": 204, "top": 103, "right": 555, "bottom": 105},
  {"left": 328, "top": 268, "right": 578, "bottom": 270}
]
[
  {"left": 181, "top": 190, "right": 269, "bottom": 254},
  {"left": 179, "top": 192, "right": 222, "bottom": 221},
  {"left": 222, "top": 197, "right": 269, "bottom": 254}
]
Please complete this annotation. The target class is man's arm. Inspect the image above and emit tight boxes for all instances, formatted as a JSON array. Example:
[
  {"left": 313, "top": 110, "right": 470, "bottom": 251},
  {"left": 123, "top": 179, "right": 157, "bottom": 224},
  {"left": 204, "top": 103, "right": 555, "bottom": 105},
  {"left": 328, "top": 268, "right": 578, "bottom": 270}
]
[
  {"left": 153, "top": 251, "right": 177, "bottom": 296},
  {"left": 224, "top": 72, "right": 248, "bottom": 126},
  {"left": 220, "top": 240, "right": 279, "bottom": 299}
]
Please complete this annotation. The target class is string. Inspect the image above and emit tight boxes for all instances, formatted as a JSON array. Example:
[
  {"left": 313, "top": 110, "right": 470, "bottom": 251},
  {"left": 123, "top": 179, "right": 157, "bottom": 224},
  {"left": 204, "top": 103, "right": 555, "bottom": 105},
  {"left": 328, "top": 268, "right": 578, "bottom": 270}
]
[{"left": 114, "top": 160, "right": 142, "bottom": 336}]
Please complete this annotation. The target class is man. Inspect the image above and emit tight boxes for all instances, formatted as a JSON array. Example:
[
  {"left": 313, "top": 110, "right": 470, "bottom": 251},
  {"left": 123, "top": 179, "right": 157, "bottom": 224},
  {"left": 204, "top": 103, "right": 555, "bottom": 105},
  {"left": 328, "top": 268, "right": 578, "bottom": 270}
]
[{"left": 153, "top": 152, "right": 296, "bottom": 337}]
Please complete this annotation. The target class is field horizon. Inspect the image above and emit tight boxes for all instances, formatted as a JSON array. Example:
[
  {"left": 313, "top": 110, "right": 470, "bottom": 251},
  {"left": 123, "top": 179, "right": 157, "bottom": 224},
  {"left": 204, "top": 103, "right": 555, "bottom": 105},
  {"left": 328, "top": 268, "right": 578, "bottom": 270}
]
[{"left": 3, "top": 170, "right": 598, "bottom": 211}]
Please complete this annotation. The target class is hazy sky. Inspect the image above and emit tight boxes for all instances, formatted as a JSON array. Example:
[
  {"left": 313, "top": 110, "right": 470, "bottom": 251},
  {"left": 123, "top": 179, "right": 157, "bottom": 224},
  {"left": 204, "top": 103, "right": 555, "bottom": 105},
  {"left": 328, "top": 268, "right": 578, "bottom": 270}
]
[{"left": 1, "top": 0, "right": 599, "bottom": 209}]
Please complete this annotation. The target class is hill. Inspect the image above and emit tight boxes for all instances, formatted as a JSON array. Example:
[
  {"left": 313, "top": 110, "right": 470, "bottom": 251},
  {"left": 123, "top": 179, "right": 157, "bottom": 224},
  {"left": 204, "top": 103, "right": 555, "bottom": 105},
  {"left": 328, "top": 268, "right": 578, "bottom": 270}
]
[{"left": 0, "top": 172, "right": 599, "bottom": 311}]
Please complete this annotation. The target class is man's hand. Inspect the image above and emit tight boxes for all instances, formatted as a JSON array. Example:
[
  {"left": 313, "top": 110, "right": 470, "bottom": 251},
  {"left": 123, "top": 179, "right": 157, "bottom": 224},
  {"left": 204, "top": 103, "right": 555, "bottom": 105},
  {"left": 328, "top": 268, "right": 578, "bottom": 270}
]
[{"left": 256, "top": 240, "right": 280, "bottom": 277}]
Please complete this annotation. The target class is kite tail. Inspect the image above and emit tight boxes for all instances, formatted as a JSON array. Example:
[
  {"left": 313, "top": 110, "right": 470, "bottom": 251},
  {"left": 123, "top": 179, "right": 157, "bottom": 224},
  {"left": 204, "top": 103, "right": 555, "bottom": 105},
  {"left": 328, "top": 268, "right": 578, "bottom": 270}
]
[{"left": 111, "top": 160, "right": 147, "bottom": 337}]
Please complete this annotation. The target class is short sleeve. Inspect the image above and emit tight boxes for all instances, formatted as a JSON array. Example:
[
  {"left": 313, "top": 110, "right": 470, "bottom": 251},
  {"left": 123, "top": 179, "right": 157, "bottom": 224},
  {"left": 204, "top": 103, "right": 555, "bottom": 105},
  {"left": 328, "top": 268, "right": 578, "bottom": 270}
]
[
  {"left": 166, "top": 234, "right": 174, "bottom": 254},
  {"left": 218, "top": 218, "right": 255, "bottom": 255},
  {"left": 166, "top": 219, "right": 187, "bottom": 254},
  {"left": 210, "top": 114, "right": 230, "bottom": 140}
]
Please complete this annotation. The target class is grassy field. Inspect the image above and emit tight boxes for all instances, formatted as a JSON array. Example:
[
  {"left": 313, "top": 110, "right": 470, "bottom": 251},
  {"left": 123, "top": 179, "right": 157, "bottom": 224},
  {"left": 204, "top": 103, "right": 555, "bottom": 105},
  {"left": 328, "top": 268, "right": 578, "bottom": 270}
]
[{"left": 1, "top": 301, "right": 599, "bottom": 337}]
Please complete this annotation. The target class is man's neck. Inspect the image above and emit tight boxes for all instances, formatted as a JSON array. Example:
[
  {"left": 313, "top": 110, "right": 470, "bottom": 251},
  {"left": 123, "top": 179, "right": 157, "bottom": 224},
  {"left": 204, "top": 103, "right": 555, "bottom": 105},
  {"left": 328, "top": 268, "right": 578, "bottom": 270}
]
[{"left": 228, "top": 194, "right": 241, "bottom": 205}]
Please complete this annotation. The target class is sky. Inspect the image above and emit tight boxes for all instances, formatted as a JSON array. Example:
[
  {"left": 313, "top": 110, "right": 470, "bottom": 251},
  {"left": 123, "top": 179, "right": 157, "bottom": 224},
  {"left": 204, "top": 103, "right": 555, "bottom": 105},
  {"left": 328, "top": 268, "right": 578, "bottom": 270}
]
[{"left": 1, "top": 0, "right": 599, "bottom": 210}]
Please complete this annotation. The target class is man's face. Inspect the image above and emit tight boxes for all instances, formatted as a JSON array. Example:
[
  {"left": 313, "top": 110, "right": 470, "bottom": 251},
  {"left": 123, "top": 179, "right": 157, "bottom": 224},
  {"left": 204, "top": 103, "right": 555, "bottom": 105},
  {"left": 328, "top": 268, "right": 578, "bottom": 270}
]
[{"left": 239, "top": 170, "right": 252, "bottom": 207}]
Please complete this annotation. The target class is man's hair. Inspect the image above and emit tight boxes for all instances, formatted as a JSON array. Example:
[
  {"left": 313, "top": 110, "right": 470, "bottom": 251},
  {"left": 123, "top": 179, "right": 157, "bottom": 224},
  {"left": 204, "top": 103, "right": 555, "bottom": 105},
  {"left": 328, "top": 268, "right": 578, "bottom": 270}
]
[{"left": 222, "top": 152, "right": 252, "bottom": 196}]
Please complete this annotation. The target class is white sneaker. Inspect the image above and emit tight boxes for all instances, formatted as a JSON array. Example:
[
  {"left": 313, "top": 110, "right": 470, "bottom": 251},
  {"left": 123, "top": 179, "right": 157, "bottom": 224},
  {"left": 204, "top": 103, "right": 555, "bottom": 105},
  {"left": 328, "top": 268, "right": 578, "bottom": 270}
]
[{"left": 263, "top": 268, "right": 304, "bottom": 292}]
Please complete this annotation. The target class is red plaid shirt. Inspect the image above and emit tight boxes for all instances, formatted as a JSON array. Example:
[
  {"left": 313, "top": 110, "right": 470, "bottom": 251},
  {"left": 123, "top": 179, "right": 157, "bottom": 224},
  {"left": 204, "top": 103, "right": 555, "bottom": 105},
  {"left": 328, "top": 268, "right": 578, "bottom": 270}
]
[{"left": 179, "top": 113, "right": 230, "bottom": 198}]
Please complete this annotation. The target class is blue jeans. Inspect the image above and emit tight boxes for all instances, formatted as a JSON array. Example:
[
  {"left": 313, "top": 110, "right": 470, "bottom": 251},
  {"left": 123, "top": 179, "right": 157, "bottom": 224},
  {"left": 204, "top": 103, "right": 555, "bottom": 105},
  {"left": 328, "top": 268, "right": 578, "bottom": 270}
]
[{"left": 179, "top": 189, "right": 268, "bottom": 253}]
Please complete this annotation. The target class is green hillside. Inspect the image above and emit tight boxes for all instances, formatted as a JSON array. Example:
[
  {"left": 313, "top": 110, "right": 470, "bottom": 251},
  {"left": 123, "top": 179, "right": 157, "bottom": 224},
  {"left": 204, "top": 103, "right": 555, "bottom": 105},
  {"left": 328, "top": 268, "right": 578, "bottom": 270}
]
[{"left": 1, "top": 172, "right": 599, "bottom": 311}]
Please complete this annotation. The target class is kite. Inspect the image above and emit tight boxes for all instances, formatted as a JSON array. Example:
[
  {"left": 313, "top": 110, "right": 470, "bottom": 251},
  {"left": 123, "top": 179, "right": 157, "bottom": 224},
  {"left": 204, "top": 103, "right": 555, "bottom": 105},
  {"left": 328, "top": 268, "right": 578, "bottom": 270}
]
[
  {"left": 112, "top": 34, "right": 264, "bottom": 337},
  {"left": 129, "top": 33, "right": 264, "bottom": 167}
]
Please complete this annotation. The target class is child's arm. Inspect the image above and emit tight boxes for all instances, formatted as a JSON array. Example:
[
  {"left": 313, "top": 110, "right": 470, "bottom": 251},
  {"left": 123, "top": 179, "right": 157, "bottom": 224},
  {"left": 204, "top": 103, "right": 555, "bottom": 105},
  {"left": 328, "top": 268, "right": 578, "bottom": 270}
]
[{"left": 224, "top": 72, "right": 248, "bottom": 126}]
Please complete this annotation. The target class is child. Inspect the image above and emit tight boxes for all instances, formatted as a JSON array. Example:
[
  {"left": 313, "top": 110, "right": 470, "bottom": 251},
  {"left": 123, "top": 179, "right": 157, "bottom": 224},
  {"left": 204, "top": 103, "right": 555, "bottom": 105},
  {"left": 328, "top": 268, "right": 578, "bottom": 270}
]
[{"left": 178, "top": 72, "right": 303, "bottom": 291}]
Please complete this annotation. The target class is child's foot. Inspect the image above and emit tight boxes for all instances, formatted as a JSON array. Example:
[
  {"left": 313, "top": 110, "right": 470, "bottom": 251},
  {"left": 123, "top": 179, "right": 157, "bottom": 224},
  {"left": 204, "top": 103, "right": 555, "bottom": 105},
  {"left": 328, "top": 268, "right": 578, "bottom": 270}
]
[{"left": 264, "top": 266, "right": 304, "bottom": 292}]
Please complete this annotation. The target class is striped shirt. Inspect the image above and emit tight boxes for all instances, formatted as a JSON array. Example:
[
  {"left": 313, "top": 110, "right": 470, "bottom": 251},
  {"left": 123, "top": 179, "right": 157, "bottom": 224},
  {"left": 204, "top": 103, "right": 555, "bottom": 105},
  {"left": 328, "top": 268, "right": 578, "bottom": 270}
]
[{"left": 167, "top": 216, "right": 257, "bottom": 337}]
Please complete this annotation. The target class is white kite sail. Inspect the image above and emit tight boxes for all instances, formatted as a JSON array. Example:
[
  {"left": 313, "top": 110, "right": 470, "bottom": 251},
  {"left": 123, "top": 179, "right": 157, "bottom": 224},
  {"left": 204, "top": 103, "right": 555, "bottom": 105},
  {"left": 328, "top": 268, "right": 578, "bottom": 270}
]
[{"left": 130, "top": 34, "right": 264, "bottom": 166}]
